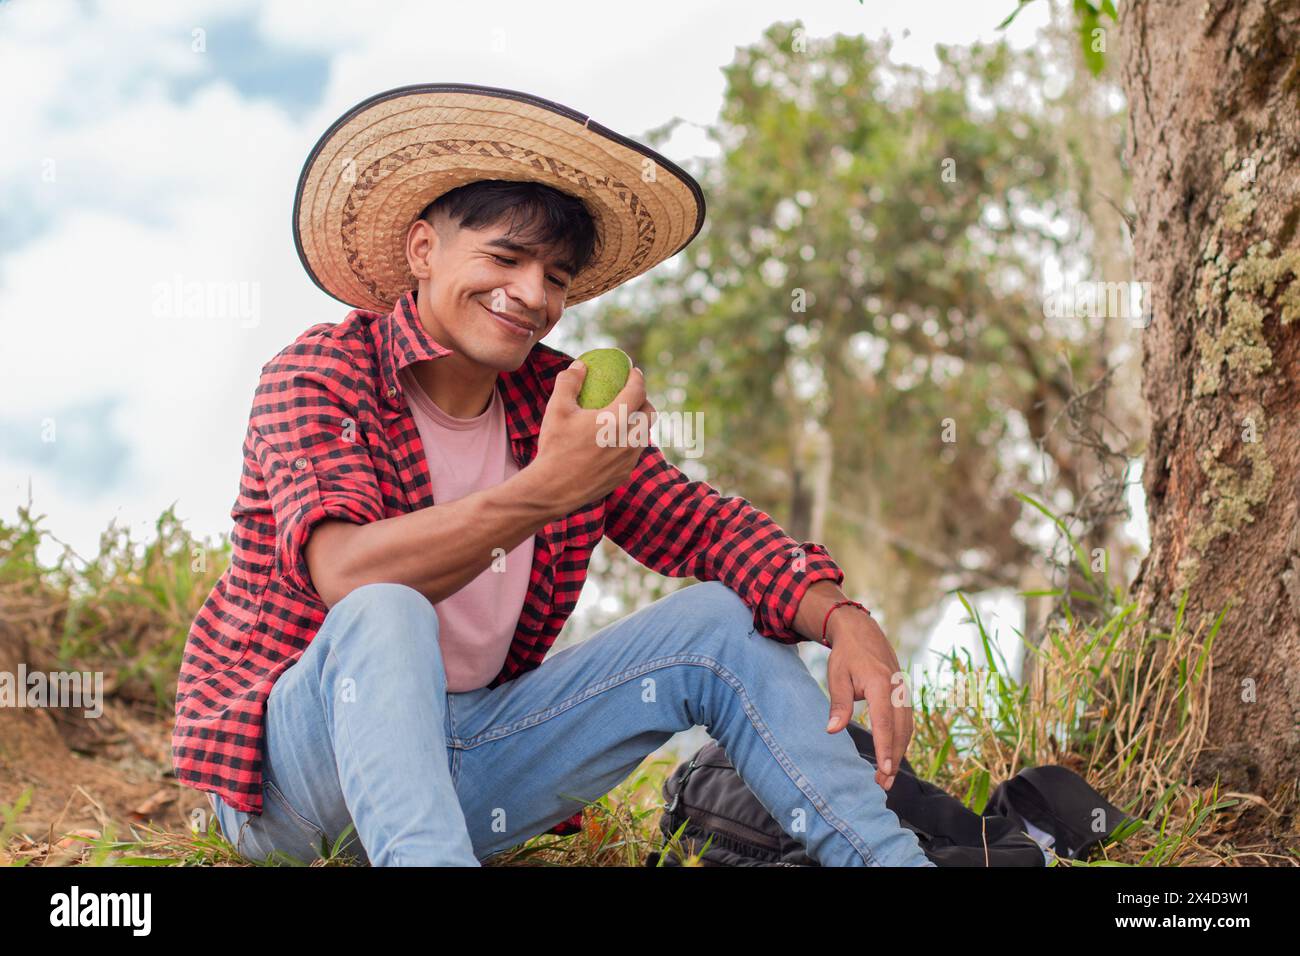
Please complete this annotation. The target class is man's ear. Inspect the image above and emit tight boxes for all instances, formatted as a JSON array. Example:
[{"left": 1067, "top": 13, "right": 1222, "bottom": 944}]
[{"left": 406, "top": 217, "right": 438, "bottom": 279}]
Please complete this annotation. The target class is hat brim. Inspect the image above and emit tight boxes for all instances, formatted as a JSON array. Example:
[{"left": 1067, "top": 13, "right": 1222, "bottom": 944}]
[{"left": 292, "top": 82, "right": 706, "bottom": 312}]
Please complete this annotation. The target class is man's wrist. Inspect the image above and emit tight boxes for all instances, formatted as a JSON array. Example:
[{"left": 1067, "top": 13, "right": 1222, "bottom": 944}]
[
  {"left": 823, "top": 602, "right": 873, "bottom": 649},
  {"left": 792, "top": 579, "right": 845, "bottom": 644},
  {"left": 511, "top": 461, "right": 575, "bottom": 524},
  {"left": 793, "top": 580, "right": 874, "bottom": 648}
]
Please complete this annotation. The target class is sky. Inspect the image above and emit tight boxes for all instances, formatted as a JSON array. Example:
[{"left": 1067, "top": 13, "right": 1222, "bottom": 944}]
[{"left": 0, "top": 0, "right": 1110, "bottom": 684}]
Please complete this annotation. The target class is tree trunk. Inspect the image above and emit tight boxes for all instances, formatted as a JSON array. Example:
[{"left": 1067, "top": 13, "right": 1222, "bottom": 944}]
[{"left": 1122, "top": 0, "right": 1300, "bottom": 798}]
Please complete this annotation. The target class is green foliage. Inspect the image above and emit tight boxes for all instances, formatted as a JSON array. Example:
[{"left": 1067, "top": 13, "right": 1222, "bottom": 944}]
[
  {"left": 0, "top": 496, "right": 230, "bottom": 715},
  {"left": 577, "top": 21, "right": 1115, "bottom": 625},
  {"left": 0, "top": 789, "right": 33, "bottom": 866},
  {"left": 997, "top": 0, "right": 1119, "bottom": 76}
]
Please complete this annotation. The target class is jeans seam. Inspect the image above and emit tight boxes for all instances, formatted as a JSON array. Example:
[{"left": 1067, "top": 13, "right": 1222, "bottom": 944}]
[
  {"left": 449, "top": 745, "right": 462, "bottom": 786},
  {"left": 453, "top": 653, "right": 879, "bottom": 865},
  {"left": 445, "top": 693, "right": 462, "bottom": 785},
  {"left": 708, "top": 659, "right": 881, "bottom": 867},
  {"left": 235, "top": 816, "right": 253, "bottom": 858}
]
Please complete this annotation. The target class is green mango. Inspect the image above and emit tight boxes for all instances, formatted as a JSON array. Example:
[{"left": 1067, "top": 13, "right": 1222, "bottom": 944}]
[{"left": 575, "top": 347, "right": 633, "bottom": 409}]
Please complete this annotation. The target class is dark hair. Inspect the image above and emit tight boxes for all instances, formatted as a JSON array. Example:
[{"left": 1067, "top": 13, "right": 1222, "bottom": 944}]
[{"left": 419, "top": 179, "right": 600, "bottom": 278}]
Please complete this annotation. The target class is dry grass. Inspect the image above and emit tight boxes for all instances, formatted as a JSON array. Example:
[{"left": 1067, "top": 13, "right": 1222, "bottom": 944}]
[{"left": 910, "top": 595, "right": 1296, "bottom": 866}]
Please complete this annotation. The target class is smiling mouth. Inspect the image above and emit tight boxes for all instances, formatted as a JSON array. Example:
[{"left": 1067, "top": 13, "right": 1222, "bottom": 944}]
[{"left": 482, "top": 303, "right": 538, "bottom": 333}]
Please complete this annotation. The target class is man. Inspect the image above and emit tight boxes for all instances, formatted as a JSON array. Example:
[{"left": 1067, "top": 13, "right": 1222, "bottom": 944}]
[{"left": 172, "top": 83, "right": 933, "bottom": 867}]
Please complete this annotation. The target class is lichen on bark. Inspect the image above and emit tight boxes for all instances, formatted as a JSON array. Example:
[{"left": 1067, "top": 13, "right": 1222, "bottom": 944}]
[
  {"left": 1175, "top": 396, "right": 1276, "bottom": 594},
  {"left": 1193, "top": 153, "right": 1300, "bottom": 396},
  {"left": 1189, "top": 406, "right": 1275, "bottom": 555},
  {"left": 1222, "top": 171, "right": 1253, "bottom": 232}
]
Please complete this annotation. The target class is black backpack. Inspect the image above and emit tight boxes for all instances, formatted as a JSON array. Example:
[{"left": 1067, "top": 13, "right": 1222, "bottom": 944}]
[{"left": 647, "top": 723, "right": 1133, "bottom": 867}]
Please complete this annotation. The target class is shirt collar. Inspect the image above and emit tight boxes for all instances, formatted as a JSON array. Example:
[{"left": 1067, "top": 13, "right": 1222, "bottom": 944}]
[
  {"left": 378, "top": 289, "right": 551, "bottom": 442},
  {"left": 378, "top": 290, "right": 454, "bottom": 410}
]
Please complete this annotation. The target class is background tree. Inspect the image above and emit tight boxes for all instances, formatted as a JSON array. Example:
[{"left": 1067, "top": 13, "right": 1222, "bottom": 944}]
[
  {"left": 571, "top": 21, "right": 1141, "bottom": 659},
  {"left": 1122, "top": 0, "right": 1300, "bottom": 797}
]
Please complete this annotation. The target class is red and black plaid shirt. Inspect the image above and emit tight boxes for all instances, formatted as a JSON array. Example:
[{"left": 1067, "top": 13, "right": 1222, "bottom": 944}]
[{"left": 172, "top": 289, "right": 845, "bottom": 834}]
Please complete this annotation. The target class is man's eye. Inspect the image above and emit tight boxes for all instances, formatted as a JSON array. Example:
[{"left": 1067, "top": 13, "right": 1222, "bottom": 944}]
[{"left": 491, "top": 252, "right": 567, "bottom": 288}]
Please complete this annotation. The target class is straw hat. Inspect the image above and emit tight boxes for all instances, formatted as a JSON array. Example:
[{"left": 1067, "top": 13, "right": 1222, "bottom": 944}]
[{"left": 292, "top": 82, "right": 707, "bottom": 311}]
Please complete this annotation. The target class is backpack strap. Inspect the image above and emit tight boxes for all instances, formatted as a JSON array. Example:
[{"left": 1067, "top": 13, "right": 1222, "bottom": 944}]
[{"left": 986, "top": 765, "right": 1135, "bottom": 859}]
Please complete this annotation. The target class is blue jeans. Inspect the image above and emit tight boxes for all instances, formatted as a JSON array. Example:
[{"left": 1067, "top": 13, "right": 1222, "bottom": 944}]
[{"left": 210, "top": 579, "right": 934, "bottom": 867}]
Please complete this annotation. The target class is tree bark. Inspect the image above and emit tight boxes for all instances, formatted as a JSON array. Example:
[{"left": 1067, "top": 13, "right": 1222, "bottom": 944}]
[{"left": 1122, "top": 0, "right": 1300, "bottom": 798}]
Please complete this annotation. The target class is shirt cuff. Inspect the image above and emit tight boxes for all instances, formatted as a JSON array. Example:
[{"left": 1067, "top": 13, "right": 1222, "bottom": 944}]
[
  {"left": 750, "top": 541, "right": 845, "bottom": 644},
  {"left": 275, "top": 458, "right": 382, "bottom": 600}
]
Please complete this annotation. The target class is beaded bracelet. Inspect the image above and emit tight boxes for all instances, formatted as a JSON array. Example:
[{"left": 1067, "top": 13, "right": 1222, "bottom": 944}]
[{"left": 820, "top": 599, "right": 871, "bottom": 648}]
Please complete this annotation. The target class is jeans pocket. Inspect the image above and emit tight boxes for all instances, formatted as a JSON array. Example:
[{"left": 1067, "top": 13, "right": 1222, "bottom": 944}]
[{"left": 255, "top": 778, "right": 328, "bottom": 862}]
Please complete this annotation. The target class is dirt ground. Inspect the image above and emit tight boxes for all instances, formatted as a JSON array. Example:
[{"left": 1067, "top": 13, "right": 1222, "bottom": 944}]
[{"left": 0, "top": 628, "right": 203, "bottom": 852}]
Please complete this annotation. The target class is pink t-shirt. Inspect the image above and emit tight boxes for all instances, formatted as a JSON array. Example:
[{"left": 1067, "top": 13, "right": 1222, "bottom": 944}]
[{"left": 399, "top": 364, "right": 535, "bottom": 692}]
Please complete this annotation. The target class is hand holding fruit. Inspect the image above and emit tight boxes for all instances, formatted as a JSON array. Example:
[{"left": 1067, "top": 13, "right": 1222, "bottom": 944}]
[
  {"left": 535, "top": 348, "right": 656, "bottom": 513},
  {"left": 574, "top": 347, "right": 634, "bottom": 409}
]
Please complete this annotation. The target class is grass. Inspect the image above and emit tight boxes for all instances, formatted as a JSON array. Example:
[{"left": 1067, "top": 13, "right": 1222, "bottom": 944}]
[{"left": 0, "top": 492, "right": 1294, "bottom": 867}]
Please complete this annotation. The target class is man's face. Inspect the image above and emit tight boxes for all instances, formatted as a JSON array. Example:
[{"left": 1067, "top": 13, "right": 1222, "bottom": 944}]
[{"left": 407, "top": 208, "right": 575, "bottom": 371}]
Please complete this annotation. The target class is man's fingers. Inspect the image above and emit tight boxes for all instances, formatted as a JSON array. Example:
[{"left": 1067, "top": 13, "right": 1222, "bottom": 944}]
[
  {"left": 826, "top": 660, "right": 854, "bottom": 734},
  {"left": 639, "top": 397, "right": 657, "bottom": 426},
  {"left": 614, "top": 366, "right": 647, "bottom": 411},
  {"left": 866, "top": 675, "right": 896, "bottom": 784},
  {"left": 891, "top": 706, "right": 914, "bottom": 788},
  {"left": 553, "top": 360, "right": 587, "bottom": 406},
  {"left": 634, "top": 398, "right": 657, "bottom": 445}
]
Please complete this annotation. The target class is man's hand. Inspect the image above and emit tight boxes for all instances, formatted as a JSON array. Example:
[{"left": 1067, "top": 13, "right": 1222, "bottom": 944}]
[
  {"left": 793, "top": 581, "right": 913, "bottom": 793},
  {"left": 534, "top": 360, "right": 655, "bottom": 513},
  {"left": 823, "top": 611, "right": 913, "bottom": 792}
]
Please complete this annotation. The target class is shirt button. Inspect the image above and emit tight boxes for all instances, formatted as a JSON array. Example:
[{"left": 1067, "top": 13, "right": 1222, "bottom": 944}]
[
  {"left": 386, "top": 386, "right": 398, "bottom": 399},
  {"left": 294, "top": 457, "right": 308, "bottom": 471}
]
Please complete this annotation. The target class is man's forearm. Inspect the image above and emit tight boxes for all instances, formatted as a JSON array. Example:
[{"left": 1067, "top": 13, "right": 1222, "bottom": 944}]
[{"left": 311, "top": 463, "right": 565, "bottom": 608}]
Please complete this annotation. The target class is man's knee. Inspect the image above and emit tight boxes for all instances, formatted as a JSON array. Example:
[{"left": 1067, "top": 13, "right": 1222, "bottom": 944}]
[
  {"left": 321, "top": 582, "right": 443, "bottom": 663},
  {"left": 333, "top": 580, "right": 435, "bottom": 617},
  {"left": 666, "top": 581, "right": 763, "bottom": 654},
  {"left": 670, "top": 582, "right": 813, "bottom": 681},
  {"left": 670, "top": 580, "right": 754, "bottom": 639}
]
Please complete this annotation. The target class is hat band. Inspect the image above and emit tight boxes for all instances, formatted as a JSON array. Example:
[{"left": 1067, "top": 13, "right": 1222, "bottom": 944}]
[{"left": 339, "top": 138, "right": 658, "bottom": 305}]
